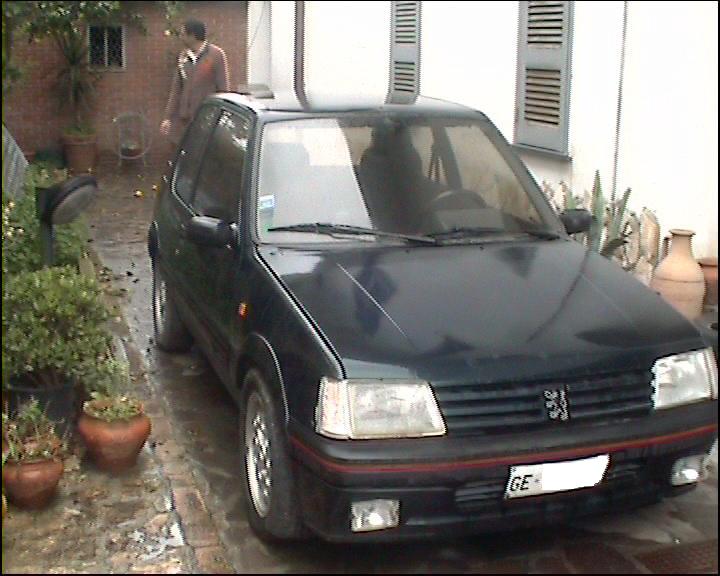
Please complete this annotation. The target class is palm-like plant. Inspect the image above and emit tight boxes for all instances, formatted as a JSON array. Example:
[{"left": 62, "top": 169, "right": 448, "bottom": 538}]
[
  {"left": 54, "top": 24, "right": 98, "bottom": 133},
  {"left": 11, "top": 2, "right": 144, "bottom": 134}
]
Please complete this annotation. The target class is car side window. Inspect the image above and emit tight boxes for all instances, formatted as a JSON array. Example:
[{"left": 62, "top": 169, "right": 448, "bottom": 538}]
[
  {"left": 192, "top": 111, "right": 249, "bottom": 223},
  {"left": 172, "top": 105, "right": 220, "bottom": 205}
]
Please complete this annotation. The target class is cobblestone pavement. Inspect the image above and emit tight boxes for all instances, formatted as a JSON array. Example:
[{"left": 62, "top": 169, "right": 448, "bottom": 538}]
[
  {"left": 20, "top": 159, "right": 715, "bottom": 574},
  {"left": 1, "top": 309, "right": 198, "bottom": 574},
  {"left": 2, "top": 447, "right": 192, "bottom": 574},
  {"left": 2, "top": 159, "right": 232, "bottom": 575}
]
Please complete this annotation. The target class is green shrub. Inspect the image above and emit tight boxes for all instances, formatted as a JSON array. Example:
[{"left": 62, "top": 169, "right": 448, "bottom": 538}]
[
  {"left": 2, "top": 266, "right": 118, "bottom": 392},
  {"left": 2, "top": 189, "right": 88, "bottom": 275},
  {"left": 81, "top": 350, "right": 144, "bottom": 423},
  {"left": 33, "top": 148, "right": 66, "bottom": 169},
  {"left": 24, "top": 162, "right": 68, "bottom": 191}
]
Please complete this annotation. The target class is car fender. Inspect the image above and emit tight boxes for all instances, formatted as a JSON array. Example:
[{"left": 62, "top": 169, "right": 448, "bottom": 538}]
[{"left": 232, "top": 332, "right": 289, "bottom": 424}]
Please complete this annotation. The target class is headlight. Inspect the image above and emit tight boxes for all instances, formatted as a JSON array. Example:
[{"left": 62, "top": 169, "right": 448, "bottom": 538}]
[
  {"left": 315, "top": 378, "right": 446, "bottom": 439},
  {"left": 651, "top": 348, "right": 717, "bottom": 409}
]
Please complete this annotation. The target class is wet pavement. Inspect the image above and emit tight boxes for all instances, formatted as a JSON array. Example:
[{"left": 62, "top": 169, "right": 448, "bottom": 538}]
[
  {"left": 2, "top": 446, "right": 192, "bottom": 574},
  {"left": 2, "top": 260, "right": 196, "bottom": 575},
  {"left": 84, "top": 160, "right": 718, "bottom": 574}
]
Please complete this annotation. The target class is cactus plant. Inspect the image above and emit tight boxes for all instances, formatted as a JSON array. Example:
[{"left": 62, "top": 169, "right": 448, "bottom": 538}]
[{"left": 544, "top": 171, "right": 634, "bottom": 263}]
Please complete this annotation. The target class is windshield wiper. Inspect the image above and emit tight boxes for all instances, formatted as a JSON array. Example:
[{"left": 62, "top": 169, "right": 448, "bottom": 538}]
[
  {"left": 428, "top": 227, "right": 561, "bottom": 241},
  {"left": 427, "top": 227, "right": 509, "bottom": 240},
  {"left": 267, "top": 223, "right": 437, "bottom": 244},
  {"left": 520, "top": 229, "right": 562, "bottom": 240}
]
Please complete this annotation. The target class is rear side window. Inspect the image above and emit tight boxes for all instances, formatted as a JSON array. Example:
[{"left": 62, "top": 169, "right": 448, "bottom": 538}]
[
  {"left": 172, "top": 106, "right": 220, "bottom": 205},
  {"left": 192, "top": 111, "right": 249, "bottom": 222}
]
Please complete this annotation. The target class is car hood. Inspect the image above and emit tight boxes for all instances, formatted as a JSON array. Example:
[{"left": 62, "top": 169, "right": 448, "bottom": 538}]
[{"left": 258, "top": 240, "right": 704, "bottom": 383}]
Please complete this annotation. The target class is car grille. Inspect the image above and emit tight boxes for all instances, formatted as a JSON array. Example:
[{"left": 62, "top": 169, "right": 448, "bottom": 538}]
[
  {"left": 433, "top": 369, "right": 653, "bottom": 436},
  {"left": 454, "top": 457, "right": 648, "bottom": 513}
]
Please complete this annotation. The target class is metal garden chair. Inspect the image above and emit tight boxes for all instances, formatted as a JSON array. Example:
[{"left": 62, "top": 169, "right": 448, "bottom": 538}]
[{"left": 112, "top": 112, "right": 151, "bottom": 167}]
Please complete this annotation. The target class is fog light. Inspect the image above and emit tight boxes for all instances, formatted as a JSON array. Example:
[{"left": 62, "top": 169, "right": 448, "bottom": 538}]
[
  {"left": 671, "top": 455, "right": 709, "bottom": 486},
  {"left": 350, "top": 499, "right": 399, "bottom": 532}
]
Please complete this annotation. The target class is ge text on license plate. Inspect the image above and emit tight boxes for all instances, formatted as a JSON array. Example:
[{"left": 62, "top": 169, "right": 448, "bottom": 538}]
[{"left": 504, "top": 454, "right": 610, "bottom": 499}]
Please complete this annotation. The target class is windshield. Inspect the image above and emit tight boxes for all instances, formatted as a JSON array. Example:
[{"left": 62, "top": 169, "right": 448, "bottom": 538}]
[{"left": 256, "top": 114, "right": 561, "bottom": 244}]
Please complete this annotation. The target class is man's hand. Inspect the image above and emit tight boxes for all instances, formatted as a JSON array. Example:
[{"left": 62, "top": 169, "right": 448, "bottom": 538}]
[{"left": 160, "top": 119, "right": 172, "bottom": 136}]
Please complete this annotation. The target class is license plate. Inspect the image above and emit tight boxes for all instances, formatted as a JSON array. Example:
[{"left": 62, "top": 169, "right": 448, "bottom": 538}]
[{"left": 504, "top": 454, "right": 610, "bottom": 499}]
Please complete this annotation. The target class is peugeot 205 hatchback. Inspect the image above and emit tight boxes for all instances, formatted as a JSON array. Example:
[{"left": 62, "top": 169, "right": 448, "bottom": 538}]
[{"left": 148, "top": 90, "right": 718, "bottom": 542}]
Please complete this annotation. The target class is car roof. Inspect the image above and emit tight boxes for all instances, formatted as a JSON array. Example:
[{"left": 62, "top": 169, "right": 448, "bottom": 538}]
[{"left": 210, "top": 90, "right": 485, "bottom": 119}]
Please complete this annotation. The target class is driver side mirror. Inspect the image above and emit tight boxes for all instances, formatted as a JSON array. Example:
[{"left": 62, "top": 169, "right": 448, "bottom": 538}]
[
  {"left": 186, "top": 216, "right": 235, "bottom": 247},
  {"left": 559, "top": 209, "right": 593, "bottom": 235}
]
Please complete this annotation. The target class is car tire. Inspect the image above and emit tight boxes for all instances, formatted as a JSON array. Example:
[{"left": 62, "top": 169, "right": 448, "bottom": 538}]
[
  {"left": 152, "top": 262, "right": 193, "bottom": 352},
  {"left": 239, "top": 368, "right": 308, "bottom": 542}
]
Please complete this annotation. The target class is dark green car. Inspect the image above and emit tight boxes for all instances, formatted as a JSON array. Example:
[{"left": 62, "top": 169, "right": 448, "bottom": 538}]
[{"left": 149, "top": 91, "right": 718, "bottom": 542}]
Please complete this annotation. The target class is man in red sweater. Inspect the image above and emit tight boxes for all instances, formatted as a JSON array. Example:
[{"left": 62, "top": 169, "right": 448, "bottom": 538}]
[{"left": 160, "top": 19, "right": 229, "bottom": 145}]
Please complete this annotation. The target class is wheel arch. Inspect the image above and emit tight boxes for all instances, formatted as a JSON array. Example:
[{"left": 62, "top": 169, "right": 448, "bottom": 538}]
[{"left": 233, "top": 333, "right": 289, "bottom": 424}]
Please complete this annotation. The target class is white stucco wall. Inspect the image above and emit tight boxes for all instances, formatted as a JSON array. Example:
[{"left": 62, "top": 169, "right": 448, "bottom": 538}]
[
  {"left": 248, "top": 0, "right": 297, "bottom": 91},
  {"left": 304, "top": 1, "right": 391, "bottom": 100},
  {"left": 248, "top": 1, "right": 391, "bottom": 101},
  {"left": 247, "top": 1, "right": 272, "bottom": 86},
  {"left": 616, "top": 1, "right": 718, "bottom": 258},
  {"left": 421, "top": 1, "right": 518, "bottom": 139},
  {"left": 250, "top": 0, "right": 717, "bottom": 257},
  {"left": 420, "top": 1, "right": 625, "bottom": 207},
  {"left": 422, "top": 0, "right": 717, "bottom": 257},
  {"left": 524, "top": 1, "right": 624, "bottom": 199}
]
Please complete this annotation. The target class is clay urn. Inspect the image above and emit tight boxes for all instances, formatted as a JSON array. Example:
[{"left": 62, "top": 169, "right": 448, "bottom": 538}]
[
  {"left": 2, "top": 459, "right": 64, "bottom": 510},
  {"left": 78, "top": 412, "right": 151, "bottom": 475},
  {"left": 650, "top": 229, "right": 706, "bottom": 320},
  {"left": 698, "top": 257, "right": 718, "bottom": 307}
]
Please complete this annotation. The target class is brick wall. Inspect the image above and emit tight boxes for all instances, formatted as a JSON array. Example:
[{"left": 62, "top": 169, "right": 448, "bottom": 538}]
[{"left": 2, "top": 1, "right": 248, "bottom": 165}]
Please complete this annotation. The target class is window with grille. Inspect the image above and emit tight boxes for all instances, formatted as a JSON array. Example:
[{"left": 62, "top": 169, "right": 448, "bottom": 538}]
[
  {"left": 514, "top": 1, "right": 573, "bottom": 156},
  {"left": 89, "top": 25, "right": 125, "bottom": 69}
]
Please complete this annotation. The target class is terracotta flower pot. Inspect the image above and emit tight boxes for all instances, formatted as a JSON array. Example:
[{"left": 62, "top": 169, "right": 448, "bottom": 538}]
[
  {"left": 650, "top": 229, "right": 706, "bottom": 320},
  {"left": 62, "top": 132, "right": 97, "bottom": 174},
  {"left": 2, "top": 458, "right": 64, "bottom": 510},
  {"left": 698, "top": 257, "right": 718, "bottom": 307},
  {"left": 78, "top": 412, "right": 151, "bottom": 474}
]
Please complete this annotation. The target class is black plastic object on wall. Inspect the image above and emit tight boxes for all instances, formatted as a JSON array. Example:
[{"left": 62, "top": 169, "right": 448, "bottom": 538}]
[{"left": 36, "top": 174, "right": 97, "bottom": 266}]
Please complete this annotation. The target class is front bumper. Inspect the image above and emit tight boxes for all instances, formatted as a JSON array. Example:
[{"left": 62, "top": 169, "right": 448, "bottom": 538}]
[{"left": 289, "top": 401, "right": 717, "bottom": 542}]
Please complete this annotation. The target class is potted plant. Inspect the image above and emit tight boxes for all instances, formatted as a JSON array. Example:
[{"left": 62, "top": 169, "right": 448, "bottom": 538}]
[
  {"left": 2, "top": 400, "right": 66, "bottom": 509},
  {"left": 2, "top": 266, "right": 114, "bottom": 434},
  {"left": 16, "top": 2, "right": 143, "bottom": 174},
  {"left": 78, "top": 356, "right": 151, "bottom": 474},
  {"left": 56, "top": 24, "right": 99, "bottom": 174}
]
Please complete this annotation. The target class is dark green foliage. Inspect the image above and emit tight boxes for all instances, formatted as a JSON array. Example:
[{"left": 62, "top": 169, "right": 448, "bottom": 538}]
[
  {"left": 2, "top": 190, "right": 88, "bottom": 276},
  {"left": 2, "top": 266, "right": 116, "bottom": 390}
]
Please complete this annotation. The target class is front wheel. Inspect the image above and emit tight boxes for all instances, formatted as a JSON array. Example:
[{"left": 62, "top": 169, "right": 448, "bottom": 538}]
[{"left": 239, "top": 369, "right": 307, "bottom": 541}]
